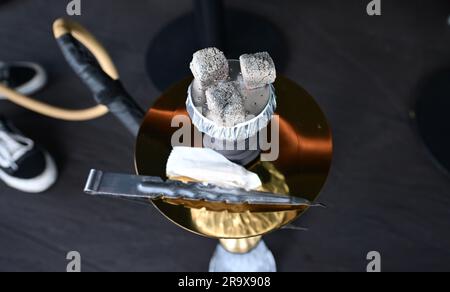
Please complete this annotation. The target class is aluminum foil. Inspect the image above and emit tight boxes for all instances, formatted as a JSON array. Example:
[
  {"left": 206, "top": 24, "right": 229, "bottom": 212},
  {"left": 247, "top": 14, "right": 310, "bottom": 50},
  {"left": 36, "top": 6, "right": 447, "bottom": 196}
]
[{"left": 186, "top": 83, "right": 277, "bottom": 141}]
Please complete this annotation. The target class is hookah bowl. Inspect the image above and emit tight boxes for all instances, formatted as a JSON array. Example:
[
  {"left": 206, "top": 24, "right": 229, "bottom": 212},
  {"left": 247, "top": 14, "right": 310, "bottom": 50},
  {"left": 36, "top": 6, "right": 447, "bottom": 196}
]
[{"left": 186, "top": 60, "right": 277, "bottom": 165}]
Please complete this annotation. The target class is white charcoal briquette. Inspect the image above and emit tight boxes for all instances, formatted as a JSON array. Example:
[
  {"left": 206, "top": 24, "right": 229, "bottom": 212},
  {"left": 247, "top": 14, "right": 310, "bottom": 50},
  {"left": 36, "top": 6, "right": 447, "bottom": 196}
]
[
  {"left": 205, "top": 82, "right": 246, "bottom": 127},
  {"left": 190, "top": 47, "right": 229, "bottom": 88},
  {"left": 240, "top": 52, "right": 276, "bottom": 89}
]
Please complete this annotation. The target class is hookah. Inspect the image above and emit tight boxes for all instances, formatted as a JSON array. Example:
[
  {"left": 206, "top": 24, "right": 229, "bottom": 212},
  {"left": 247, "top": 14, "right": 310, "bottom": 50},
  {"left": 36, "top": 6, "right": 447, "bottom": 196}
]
[{"left": 0, "top": 18, "right": 333, "bottom": 272}]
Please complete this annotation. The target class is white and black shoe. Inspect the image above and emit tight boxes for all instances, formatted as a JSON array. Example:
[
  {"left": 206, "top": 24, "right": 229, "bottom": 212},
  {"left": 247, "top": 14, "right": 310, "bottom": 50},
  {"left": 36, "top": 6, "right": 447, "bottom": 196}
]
[
  {"left": 0, "top": 117, "right": 57, "bottom": 193},
  {"left": 0, "top": 61, "right": 47, "bottom": 98}
]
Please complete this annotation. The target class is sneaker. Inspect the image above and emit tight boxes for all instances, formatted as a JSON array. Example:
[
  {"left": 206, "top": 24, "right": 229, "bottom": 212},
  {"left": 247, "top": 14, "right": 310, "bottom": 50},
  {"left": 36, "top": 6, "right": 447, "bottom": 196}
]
[
  {"left": 0, "top": 61, "right": 47, "bottom": 98},
  {"left": 0, "top": 117, "right": 57, "bottom": 193}
]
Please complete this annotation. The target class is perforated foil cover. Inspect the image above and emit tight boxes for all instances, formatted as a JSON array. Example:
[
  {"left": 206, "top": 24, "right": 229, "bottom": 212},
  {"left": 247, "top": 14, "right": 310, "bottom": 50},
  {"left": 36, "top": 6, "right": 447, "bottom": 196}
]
[{"left": 186, "top": 84, "right": 277, "bottom": 141}]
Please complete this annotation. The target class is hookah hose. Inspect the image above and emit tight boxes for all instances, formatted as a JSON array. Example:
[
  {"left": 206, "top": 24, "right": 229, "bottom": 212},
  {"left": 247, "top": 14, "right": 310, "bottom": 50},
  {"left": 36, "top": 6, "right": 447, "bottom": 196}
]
[{"left": 0, "top": 18, "right": 145, "bottom": 136}]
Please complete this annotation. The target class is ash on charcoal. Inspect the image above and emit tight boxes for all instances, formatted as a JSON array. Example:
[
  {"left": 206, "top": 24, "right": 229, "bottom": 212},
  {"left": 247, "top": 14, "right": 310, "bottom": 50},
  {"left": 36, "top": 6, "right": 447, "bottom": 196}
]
[
  {"left": 190, "top": 47, "right": 229, "bottom": 89},
  {"left": 205, "top": 82, "right": 246, "bottom": 127},
  {"left": 240, "top": 52, "right": 276, "bottom": 89}
]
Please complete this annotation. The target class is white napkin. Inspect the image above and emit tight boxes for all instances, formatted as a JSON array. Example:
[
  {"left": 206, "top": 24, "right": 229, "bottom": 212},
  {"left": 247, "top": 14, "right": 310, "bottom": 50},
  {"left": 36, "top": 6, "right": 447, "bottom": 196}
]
[{"left": 166, "top": 146, "right": 262, "bottom": 190}]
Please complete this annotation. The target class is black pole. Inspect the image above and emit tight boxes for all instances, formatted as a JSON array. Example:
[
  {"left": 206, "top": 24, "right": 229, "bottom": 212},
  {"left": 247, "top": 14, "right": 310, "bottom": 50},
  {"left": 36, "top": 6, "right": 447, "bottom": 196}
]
[
  {"left": 194, "top": 0, "right": 226, "bottom": 50},
  {"left": 146, "top": 0, "right": 288, "bottom": 91}
]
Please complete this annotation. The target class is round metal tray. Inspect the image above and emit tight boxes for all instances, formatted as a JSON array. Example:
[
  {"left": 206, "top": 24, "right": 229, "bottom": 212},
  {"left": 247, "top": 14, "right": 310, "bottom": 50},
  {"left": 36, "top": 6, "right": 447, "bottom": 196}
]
[{"left": 135, "top": 76, "right": 333, "bottom": 239}]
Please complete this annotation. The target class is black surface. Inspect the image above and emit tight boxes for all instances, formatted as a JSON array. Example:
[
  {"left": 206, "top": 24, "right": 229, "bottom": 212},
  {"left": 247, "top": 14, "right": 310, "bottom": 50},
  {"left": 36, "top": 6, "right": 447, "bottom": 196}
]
[
  {"left": 0, "top": 0, "right": 449, "bottom": 272},
  {"left": 415, "top": 69, "right": 450, "bottom": 175},
  {"left": 146, "top": 8, "right": 289, "bottom": 91}
]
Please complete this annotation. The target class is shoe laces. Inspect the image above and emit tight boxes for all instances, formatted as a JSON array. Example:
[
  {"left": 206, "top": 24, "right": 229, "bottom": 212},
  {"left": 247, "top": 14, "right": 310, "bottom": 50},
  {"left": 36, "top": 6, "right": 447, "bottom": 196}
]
[{"left": 0, "top": 130, "right": 34, "bottom": 171}]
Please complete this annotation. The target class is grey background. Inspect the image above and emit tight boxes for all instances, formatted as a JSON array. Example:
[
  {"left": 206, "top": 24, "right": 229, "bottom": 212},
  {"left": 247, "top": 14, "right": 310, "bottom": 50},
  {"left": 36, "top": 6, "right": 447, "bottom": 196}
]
[{"left": 0, "top": 0, "right": 449, "bottom": 272}]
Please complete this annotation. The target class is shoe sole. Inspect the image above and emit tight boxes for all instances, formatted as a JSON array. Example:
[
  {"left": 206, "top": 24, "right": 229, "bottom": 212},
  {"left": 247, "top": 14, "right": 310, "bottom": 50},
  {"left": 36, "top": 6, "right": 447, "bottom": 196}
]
[{"left": 0, "top": 152, "right": 58, "bottom": 193}]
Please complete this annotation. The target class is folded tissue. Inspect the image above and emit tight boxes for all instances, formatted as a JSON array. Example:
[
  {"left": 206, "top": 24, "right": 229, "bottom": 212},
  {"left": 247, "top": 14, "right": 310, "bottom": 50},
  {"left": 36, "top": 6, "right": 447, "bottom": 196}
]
[{"left": 166, "top": 146, "right": 262, "bottom": 191}]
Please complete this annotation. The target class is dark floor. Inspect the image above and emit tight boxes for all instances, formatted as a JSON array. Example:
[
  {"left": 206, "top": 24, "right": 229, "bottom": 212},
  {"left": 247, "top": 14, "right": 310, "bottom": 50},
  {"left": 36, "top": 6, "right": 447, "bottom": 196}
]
[{"left": 0, "top": 0, "right": 449, "bottom": 272}]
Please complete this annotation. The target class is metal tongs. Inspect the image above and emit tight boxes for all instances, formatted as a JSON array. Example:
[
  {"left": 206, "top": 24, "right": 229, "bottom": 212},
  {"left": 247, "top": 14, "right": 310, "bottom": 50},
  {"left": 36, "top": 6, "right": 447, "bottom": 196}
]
[{"left": 84, "top": 170, "right": 324, "bottom": 213}]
